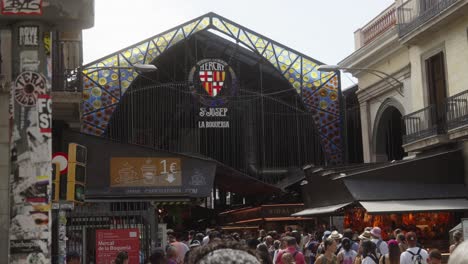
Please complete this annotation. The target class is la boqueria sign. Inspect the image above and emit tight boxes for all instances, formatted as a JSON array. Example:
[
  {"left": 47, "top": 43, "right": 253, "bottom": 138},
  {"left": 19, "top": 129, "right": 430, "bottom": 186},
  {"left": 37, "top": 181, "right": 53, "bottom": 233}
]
[{"left": 63, "top": 131, "right": 216, "bottom": 199}]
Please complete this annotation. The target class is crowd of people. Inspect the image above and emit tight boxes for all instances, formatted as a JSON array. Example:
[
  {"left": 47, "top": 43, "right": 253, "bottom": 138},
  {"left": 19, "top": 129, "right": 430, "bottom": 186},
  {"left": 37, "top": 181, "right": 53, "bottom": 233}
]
[{"left": 66, "top": 227, "right": 467, "bottom": 264}]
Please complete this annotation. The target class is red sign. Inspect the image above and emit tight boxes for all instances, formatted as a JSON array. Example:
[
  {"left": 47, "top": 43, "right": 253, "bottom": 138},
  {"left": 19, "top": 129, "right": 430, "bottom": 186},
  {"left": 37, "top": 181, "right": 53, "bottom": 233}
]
[{"left": 96, "top": 229, "right": 140, "bottom": 264}]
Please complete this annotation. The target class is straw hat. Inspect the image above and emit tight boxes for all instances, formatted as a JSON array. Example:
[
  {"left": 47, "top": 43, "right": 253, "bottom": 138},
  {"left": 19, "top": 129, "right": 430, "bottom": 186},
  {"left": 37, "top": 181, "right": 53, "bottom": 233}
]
[
  {"left": 329, "top": 231, "right": 343, "bottom": 240},
  {"left": 358, "top": 231, "right": 371, "bottom": 241}
]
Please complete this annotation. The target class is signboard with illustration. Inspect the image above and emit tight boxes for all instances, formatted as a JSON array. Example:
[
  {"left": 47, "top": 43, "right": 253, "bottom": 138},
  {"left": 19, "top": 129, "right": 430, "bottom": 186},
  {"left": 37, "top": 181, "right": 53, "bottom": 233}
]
[
  {"left": 96, "top": 229, "right": 140, "bottom": 264},
  {"left": 110, "top": 158, "right": 181, "bottom": 187}
]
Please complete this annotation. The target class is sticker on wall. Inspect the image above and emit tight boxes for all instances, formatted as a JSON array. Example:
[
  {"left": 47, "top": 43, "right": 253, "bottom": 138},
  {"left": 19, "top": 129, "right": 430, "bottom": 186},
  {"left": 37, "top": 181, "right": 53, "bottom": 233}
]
[
  {"left": 18, "top": 26, "right": 39, "bottom": 46},
  {"left": 1, "top": 0, "right": 42, "bottom": 15},
  {"left": 20, "top": 50, "right": 40, "bottom": 72},
  {"left": 10, "top": 70, "right": 51, "bottom": 263},
  {"left": 14, "top": 71, "right": 46, "bottom": 106}
]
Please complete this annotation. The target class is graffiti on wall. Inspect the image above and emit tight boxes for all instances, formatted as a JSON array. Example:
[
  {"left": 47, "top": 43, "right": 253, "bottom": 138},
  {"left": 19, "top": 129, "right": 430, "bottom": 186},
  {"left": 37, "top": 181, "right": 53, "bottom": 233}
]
[
  {"left": 9, "top": 71, "right": 51, "bottom": 264},
  {"left": 1, "top": 0, "right": 42, "bottom": 15}
]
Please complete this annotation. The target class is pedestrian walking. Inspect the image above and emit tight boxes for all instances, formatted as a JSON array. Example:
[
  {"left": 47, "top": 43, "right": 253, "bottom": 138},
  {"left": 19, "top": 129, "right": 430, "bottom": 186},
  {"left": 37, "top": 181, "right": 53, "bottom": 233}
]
[
  {"left": 399, "top": 232, "right": 428, "bottom": 264},
  {"left": 317, "top": 231, "right": 332, "bottom": 256},
  {"left": 337, "top": 238, "right": 357, "bottom": 264},
  {"left": 379, "top": 240, "right": 399, "bottom": 264},
  {"left": 370, "top": 227, "right": 388, "bottom": 258},
  {"left": 396, "top": 234, "right": 407, "bottom": 253},
  {"left": 448, "top": 241, "right": 468, "bottom": 264},
  {"left": 449, "top": 230, "right": 463, "bottom": 253},
  {"left": 427, "top": 249, "right": 441, "bottom": 264},
  {"left": 276, "top": 237, "right": 306, "bottom": 264},
  {"left": 354, "top": 231, "right": 372, "bottom": 264},
  {"left": 314, "top": 238, "right": 338, "bottom": 264},
  {"left": 114, "top": 251, "right": 129, "bottom": 264},
  {"left": 147, "top": 248, "right": 166, "bottom": 264},
  {"left": 258, "top": 243, "right": 274, "bottom": 264},
  {"left": 329, "top": 231, "right": 343, "bottom": 254},
  {"left": 360, "top": 240, "right": 378, "bottom": 264},
  {"left": 282, "top": 252, "right": 297, "bottom": 264}
]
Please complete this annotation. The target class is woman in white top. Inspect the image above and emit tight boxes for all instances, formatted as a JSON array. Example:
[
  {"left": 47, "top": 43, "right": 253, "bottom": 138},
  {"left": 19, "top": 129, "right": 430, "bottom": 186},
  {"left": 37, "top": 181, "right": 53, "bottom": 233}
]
[
  {"left": 338, "top": 238, "right": 357, "bottom": 264},
  {"left": 360, "top": 240, "right": 378, "bottom": 264}
]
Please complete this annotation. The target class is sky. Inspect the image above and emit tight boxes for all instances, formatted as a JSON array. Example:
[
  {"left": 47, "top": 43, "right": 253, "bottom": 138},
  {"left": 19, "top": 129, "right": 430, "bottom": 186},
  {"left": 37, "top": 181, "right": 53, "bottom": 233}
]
[{"left": 83, "top": 0, "right": 395, "bottom": 88}]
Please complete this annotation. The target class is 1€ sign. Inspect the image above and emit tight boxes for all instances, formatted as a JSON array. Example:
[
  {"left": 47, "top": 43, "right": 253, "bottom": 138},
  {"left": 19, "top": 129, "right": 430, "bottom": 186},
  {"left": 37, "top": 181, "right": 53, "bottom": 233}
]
[{"left": 37, "top": 94, "right": 51, "bottom": 133}]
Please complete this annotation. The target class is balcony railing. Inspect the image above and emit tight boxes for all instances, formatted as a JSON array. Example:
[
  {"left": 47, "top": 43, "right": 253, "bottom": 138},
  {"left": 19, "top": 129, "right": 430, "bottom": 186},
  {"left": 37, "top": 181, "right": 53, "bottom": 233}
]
[
  {"left": 53, "top": 68, "right": 81, "bottom": 92},
  {"left": 402, "top": 104, "right": 444, "bottom": 144},
  {"left": 397, "top": 0, "right": 459, "bottom": 37},
  {"left": 446, "top": 90, "right": 468, "bottom": 130},
  {"left": 362, "top": 6, "right": 397, "bottom": 45}
]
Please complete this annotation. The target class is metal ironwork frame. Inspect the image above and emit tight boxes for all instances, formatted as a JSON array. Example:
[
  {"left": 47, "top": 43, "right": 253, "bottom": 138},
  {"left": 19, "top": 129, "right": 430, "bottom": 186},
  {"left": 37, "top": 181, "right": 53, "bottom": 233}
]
[{"left": 80, "top": 12, "right": 343, "bottom": 163}]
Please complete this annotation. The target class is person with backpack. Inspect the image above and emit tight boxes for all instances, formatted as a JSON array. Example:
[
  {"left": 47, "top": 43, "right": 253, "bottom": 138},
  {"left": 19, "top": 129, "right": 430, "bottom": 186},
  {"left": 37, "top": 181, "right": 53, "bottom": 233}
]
[
  {"left": 276, "top": 236, "right": 306, "bottom": 264},
  {"left": 370, "top": 227, "right": 388, "bottom": 258},
  {"left": 361, "top": 240, "right": 379, "bottom": 264},
  {"left": 304, "top": 233, "right": 320, "bottom": 264},
  {"left": 399, "top": 232, "right": 428, "bottom": 264},
  {"left": 337, "top": 238, "right": 357, "bottom": 264}
]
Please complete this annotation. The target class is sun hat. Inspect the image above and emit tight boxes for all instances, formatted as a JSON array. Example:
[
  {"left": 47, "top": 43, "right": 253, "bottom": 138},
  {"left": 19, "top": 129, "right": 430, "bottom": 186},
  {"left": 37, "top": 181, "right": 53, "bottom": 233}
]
[
  {"left": 358, "top": 231, "right": 371, "bottom": 241},
  {"left": 322, "top": 230, "right": 332, "bottom": 241},
  {"left": 370, "top": 227, "right": 382, "bottom": 238},
  {"left": 329, "top": 231, "right": 343, "bottom": 240},
  {"left": 190, "top": 240, "right": 201, "bottom": 248}
]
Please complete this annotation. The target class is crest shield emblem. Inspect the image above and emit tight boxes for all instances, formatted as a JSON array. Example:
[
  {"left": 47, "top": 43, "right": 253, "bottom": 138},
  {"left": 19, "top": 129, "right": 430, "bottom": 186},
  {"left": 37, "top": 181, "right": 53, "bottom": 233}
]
[{"left": 199, "top": 61, "right": 226, "bottom": 97}]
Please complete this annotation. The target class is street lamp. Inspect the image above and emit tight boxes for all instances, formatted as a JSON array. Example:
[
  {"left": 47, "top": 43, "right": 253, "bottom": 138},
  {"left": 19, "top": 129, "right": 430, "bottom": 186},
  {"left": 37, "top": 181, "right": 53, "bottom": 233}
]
[
  {"left": 84, "top": 63, "right": 158, "bottom": 73},
  {"left": 318, "top": 64, "right": 403, "bottom": 96}
]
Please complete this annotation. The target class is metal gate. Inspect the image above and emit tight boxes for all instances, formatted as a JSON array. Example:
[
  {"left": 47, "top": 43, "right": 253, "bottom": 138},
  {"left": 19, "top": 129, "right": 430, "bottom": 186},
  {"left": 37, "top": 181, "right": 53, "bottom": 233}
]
[{"left": 56, "top": 202, "right": 152, "bottom": 263}]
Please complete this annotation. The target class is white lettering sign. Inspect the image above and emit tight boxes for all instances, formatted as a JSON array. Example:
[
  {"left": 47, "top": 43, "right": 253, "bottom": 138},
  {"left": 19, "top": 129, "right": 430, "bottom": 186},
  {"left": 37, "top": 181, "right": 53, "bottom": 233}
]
[{"left": 19, "top": 26, "right": 39, "bottom": 46}]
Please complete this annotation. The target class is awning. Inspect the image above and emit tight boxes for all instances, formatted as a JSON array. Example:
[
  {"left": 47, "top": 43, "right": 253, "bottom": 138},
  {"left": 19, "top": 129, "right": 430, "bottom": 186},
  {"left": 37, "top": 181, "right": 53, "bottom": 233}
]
[
  {"left": 360, "top": 199, "right": 468, "bottom": 214},
  {"left": 291, "top": 202, "right": 352, "bottom": 216}
]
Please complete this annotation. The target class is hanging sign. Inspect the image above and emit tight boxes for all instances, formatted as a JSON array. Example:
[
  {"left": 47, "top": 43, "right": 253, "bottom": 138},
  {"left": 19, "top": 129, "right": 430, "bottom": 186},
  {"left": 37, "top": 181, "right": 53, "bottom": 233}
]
[{"left": 188, "top": 59, "right": 237, "bottom": 129}]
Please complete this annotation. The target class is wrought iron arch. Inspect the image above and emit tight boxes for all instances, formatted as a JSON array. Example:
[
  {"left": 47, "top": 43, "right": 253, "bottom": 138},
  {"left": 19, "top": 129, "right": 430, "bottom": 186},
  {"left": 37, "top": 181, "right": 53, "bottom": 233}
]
[{"left": 80, "top": 12, "right": 343, "bottom": 163}]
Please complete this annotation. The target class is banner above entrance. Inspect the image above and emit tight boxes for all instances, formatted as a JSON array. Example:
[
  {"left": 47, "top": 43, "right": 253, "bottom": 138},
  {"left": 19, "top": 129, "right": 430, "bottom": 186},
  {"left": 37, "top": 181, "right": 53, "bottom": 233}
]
[{"left": 63, "top": 131, "right": 216, "bottom": 199}]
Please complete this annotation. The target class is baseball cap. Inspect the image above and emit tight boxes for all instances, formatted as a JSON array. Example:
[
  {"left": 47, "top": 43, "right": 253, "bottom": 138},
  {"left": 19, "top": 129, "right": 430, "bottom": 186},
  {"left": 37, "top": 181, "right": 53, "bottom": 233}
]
[{"left": 405, "top": 232, "right": 417, "bottom": 242}]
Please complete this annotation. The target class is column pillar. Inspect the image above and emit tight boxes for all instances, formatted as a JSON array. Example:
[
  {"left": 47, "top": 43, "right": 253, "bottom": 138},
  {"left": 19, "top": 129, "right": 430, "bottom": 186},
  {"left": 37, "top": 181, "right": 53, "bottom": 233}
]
[
  {"left": 359, "top": 101, "right": 372, "bottom": 163},
  {"left": 9, "top": 21, "right": 53, "bottom": 263}
]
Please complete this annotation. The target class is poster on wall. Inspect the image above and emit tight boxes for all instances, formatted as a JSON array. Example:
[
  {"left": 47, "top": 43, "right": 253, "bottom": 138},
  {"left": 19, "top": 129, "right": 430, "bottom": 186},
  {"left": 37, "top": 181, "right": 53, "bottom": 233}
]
[
  {"left": 96, "top": 229, "right": 140, "bottom": 264},
  {"left": 9, "top": 71, "right": 51, "bottom": 263},
  {"left": 1, "top": 0, "right": 42, "bottom": 15}
]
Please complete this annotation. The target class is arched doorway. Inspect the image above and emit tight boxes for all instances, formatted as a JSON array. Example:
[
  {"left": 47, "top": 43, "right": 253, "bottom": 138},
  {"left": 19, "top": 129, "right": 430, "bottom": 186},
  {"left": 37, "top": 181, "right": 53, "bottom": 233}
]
[{"left": 374, "top": 106, "right": 405, "bottom": 161}]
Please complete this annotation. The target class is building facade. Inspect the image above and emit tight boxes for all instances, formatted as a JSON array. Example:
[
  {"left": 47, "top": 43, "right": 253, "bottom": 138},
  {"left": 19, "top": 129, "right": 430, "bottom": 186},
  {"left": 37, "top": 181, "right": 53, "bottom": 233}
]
[
  {"left": 0, "top": 1, "right": 94, "bottom": 262},
  {"left": 339, "top": 0, "right": 468, "bottom": 162}
]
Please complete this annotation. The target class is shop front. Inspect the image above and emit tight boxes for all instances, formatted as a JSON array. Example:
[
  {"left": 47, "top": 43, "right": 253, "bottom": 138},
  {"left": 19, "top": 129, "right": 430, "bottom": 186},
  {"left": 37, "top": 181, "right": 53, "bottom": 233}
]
[
  {"left": 219, "top": 204, "right": 315, "bottom": 232},
  {"left": 294, "top": 149, "right": 468, "bottom": 251}
]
